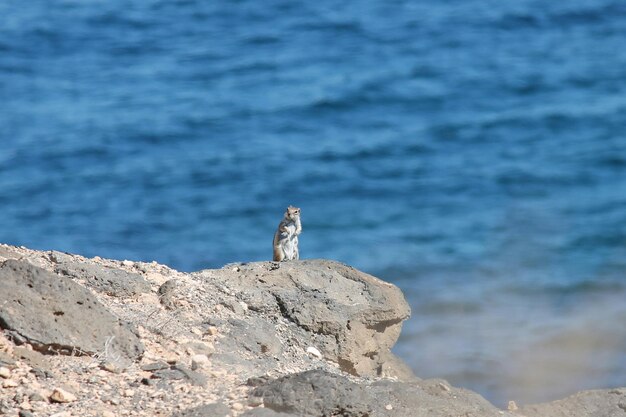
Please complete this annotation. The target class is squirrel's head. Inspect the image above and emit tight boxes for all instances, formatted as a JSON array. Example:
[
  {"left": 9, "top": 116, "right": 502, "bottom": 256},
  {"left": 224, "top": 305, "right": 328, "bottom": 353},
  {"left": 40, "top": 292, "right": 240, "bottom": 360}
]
[{"left": 285, "top": 206, "right": 301, "bottom": 219}]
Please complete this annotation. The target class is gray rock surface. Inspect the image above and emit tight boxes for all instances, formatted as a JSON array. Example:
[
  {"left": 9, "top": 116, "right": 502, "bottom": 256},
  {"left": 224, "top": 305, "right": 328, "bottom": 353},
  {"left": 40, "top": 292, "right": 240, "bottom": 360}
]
[
  {"left": 0, "top": 245, "right": 20, "bottom": 260},
  {"left": 367, "top": 378, "right": 513, "bottom": 417},
  {"left": 221, "top": 318, "right": 282, "bottom": 357},
  {"left": 52, "top": 251, "right": 151, "bottom": 298},
  {"left": 0, "top": 243, "right": 622, "bottom": 417},
  {"left": 253, "top": 369, "right": 517, "bottom": 417},
  {"left": 208, "top": 260, "right": 412, "bottom": 379},
  {"left": 241, "top": 409, "right": 297, "bottom": 417},
  {"left": 173, "top": 402, "right": 230, "bottom": 417},
  {"left": 0, "top": 259, "right": 144, "bottom": 361},
  {"left": 519, "top": 388, "right": 626, "bottom": 417},
  {"left": 253, "top": 369, "right": 371, "bottom": 417},
  {"left": 158, "top": 279, "right": 180, "bottom": 309},
  {"left": 0, "top": 350, "right": 16, "bottom": 368}
]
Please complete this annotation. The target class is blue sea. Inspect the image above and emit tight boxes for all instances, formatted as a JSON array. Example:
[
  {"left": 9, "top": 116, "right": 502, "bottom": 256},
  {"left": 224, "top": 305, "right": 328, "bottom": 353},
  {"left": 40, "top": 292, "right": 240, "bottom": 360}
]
[{"left": 1, "top": 0, "right": 625, "bottom": 407}]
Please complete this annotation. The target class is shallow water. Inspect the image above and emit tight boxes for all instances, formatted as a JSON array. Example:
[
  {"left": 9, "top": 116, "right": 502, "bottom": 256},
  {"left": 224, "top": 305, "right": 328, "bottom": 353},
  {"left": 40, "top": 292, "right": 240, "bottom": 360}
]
[{"left": 2, "top": 0, "right": 625, "bottom": 406}]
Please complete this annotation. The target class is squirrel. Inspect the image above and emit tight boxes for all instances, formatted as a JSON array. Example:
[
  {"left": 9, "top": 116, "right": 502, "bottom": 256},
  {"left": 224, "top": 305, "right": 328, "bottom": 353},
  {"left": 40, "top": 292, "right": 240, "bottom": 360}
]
[{"left": 273, "top": 206, "right": 302, "bottom": 262}]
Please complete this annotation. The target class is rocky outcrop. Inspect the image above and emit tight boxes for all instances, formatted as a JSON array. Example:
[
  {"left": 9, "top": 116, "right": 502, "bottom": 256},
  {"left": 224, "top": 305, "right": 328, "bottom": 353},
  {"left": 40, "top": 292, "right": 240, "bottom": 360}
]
[
  {"left": 518, "top": 388, "right": 626, "bottom": 417},
  {"left": 251, "top": 369, "right": 514, "bottom": 417},
  {"left": 0, "top": 243, "right": 622, "bottom": 417},
  {"left": 51, "top": 251, "right": 151, "bottom": 298},
  {"left": 199, "top": 260, "right": 412, "bottom": 379},
  {"left": 0, "top": 259, "right": 144, "bottom": 361},
  {"left": 251, "top": 369, "right": 371, "bottom": 417}
]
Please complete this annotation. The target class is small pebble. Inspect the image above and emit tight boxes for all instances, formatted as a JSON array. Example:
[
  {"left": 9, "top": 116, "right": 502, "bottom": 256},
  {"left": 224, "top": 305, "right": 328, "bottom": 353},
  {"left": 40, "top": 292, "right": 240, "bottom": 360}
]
[
  {"left": 101, "top": 361, "right": 122, "bottom": 373},
  {"left": 0, "top": 367, "right": 11, "bottom": 379},
  {"left": 18, "top": 401, "right": 31, "bottom": 410},
  {"left": 19, "top": 410, "right": 35, "bottom": 417},
  {"left": 123, "top": 389, "right": 135, "bottom": 398},
  {"left": 206, "top": 326, "right": 218, "bottom": 336},
  {"left": 438, "top": 382, "right": 450, "bottom": 392},
  {"left": 508, "top": 401, "right": 518, "bottom": 411},
  {"left": 306, "top": 346, "right": 322, "bottom": 359},
  {"left": 50, "top": 388, "right": 77, "bottom": 403},
  {"left": 232, "top": 402, "right": 244, "bottom": 411},
  {"left": 191, "top": 354, "right": 210, "bottom": 371},
  {"left": 29, "top": 391, "right": 47, "bottom": 402},
  {"left": 385, "top": 404, "right": 393, "bottom": 410},
  {"left": 3, "top": 379, "right": 18, "bottom": 388}
]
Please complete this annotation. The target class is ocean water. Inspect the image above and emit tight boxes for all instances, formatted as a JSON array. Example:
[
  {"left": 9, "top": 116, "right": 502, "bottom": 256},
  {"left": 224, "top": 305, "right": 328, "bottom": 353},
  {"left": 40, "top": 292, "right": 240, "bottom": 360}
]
[{"left": 1, "top": 0, "right": 625, "bottom": 406}]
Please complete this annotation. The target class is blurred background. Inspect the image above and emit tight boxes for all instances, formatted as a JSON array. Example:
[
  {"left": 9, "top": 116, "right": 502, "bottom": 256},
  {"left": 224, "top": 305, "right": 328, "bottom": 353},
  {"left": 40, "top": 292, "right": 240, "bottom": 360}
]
[{"left": 1, "top": 0, "right": 625, "bottom": 407}]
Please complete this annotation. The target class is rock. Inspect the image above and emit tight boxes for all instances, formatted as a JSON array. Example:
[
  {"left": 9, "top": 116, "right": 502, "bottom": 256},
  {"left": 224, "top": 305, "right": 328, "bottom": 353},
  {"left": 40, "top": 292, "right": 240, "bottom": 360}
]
[
  {"left": 0, "top": 399, "right": 12, "bottom": 414},
  {"left": 2, "top": 379, "right": 18, "bottom": 388},
  {"left": 173, "top": 363, "right": 208, "bottom": 387},
  {"left": 151, "top": 364, "right": 208, "bottom": 387},
  {"left": 181, "top": 341, "right": 215, "bottom": 356},
  {"left": 52, "top": 253, "right": 150, "bottom": 298},
  {"left": 0, "top": 366, "right": 10, "bottom": 378},
  {"left": 141, "top": 361, "right": 170, "bottom": 372},
  {"left": 190, "top": 354, "right": 209, "bottom": 370},
  {"left": 0, "top": 351, "right": 16, "bottom": 369},
  {"left": 13, "top": 347, "right": 52, "bottom": 374},
  {"left": 18, "top": 410, "right": 35, "bottom": 417},
  {"left": 247, "top": 375, "right": 272, "bottom": 387},
  {"left": 223, "top": 318, "right": 282, "bottom": 356},
  {"left": 158, "top": 279, "right": 180, "bottom": 309},
  {"left": 241, "top": 409, "right": 296, "bottom": 417},
  {"left": 108, "top": 397, "right": 121, "bottom": 405},
  {"left": 376, "top": 350, "right": 416, "bottom": 380},
  {"left": 367, "top": 378, "right": 515, "bottom": 417},
  {"left": 0, "top": 244, "right": 20, "bottom": 260},
  {"left": 49, "top": 387, "right": 77, "bottom": 403},
  {"left": 151, "top": 368, "right": 186, "bottom": 381},
  {"left": 520, "top": 388, "right": 626, "bottom": 417},
  {"left": 219, "top": 260, "right": 412, "bottom": 378},
  {"left": 3, "top": 243, "right": 624, "bottom": 417},
  {"left": 253, "top": 369, "right": 372, "bottom": 417},
  {"left": 13, "top": 391, "right": 26, "bottom": 404},
  {"left": 306, "top": 346, "right": 322, "bottom": 359},
  {"left": 28, "top": 391, "right": 47, "bottom": 402},
  {"left": 100, "top": 361, "right": 124, "bottom": 373},
  {"left": 253, "top": 370, "right": 514, "bottom": 417},
  {"left": 172, "top": 402, "right": 230, "bottom": 417},
  {"left": 0, "top": 259, "right": 144, "bottom": 361}
]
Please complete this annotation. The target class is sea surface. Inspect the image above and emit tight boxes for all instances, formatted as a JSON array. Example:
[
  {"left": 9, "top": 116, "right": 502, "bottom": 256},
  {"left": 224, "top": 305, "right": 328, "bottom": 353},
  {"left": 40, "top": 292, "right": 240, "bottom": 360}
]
[{"left": 2, "top": 0, "right": 625, "bottom": 406}]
